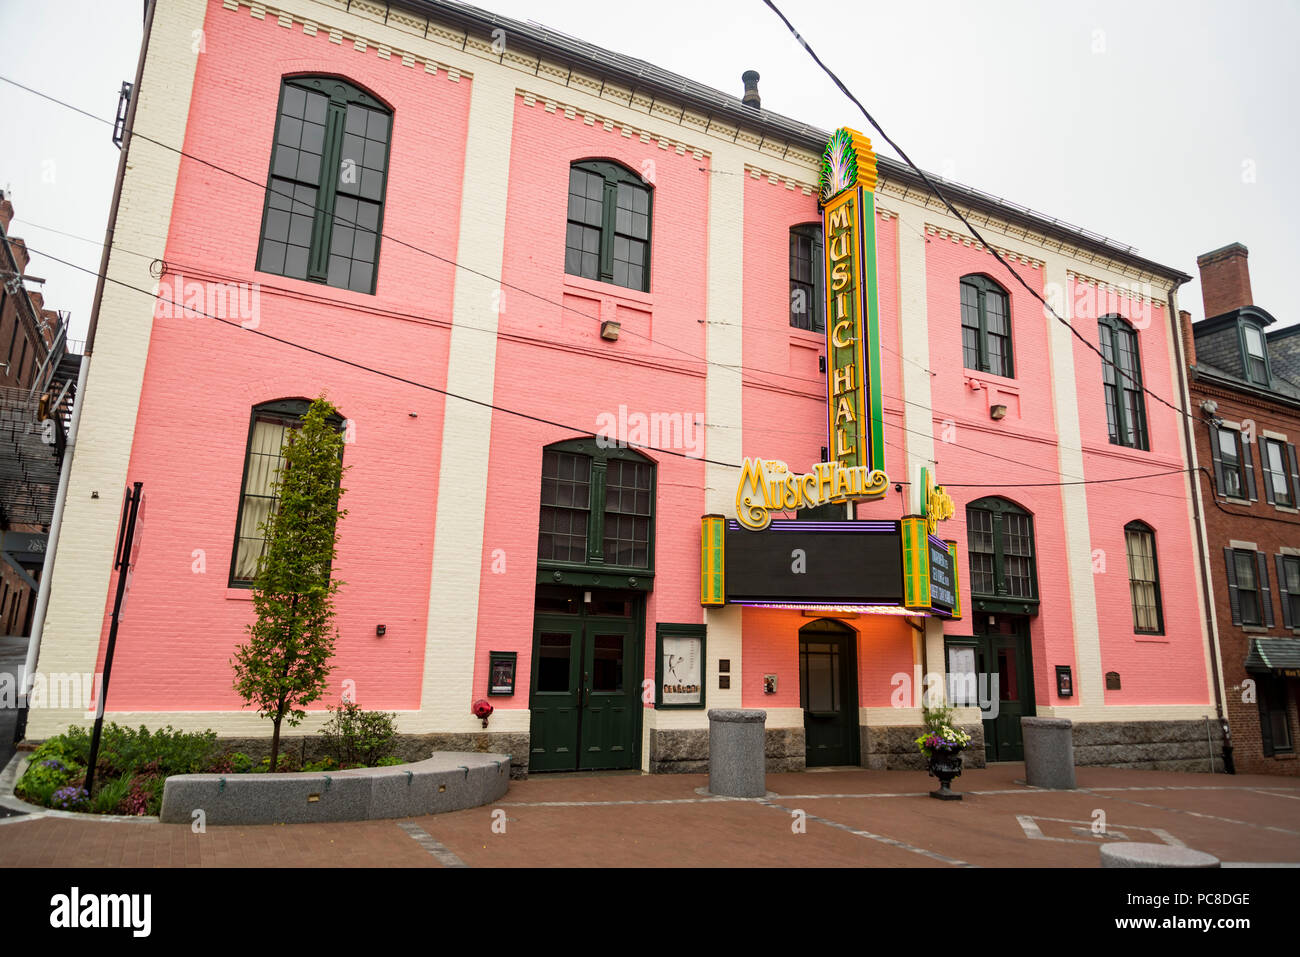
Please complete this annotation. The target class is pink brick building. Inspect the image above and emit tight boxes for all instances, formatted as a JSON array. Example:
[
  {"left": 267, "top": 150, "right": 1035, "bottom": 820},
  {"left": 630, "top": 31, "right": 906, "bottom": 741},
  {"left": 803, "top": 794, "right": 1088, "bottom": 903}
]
[{"left": 25, "top": 0, "right": 1225, "bottom": 775}]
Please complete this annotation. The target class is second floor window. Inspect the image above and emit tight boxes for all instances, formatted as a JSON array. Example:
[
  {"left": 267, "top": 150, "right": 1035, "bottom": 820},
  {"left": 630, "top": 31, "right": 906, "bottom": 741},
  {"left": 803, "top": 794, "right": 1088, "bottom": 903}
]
[
  {"left": 257, "top": 76, "right": 391, "bottom": 294},
  {"left": 1225, "top": 548, "right": 1273, "bottom": 628},
  {"left": 960, "top": 275, "right": 1013, "bottom": 378},
  {"left": 565, "top": 160, "right": 651, "bottom": 292},
  {"left": 1260, "top": 437, "right": 1297, "bottom": 507},
  {"left": 1124, "top": 521, "right": 1163, "bottom": 634},
  {"left": 1099, "top": 315, "right": 1148, "bottom": 450},
  {"left": 789, "top": 224, "right": 824, "bottom": 332},
  {"left": 966, "top": 498, "right": 1037, "bottom": 601},
  {"left": 1210, "top": 425, "right": 1256, "bottom": 501},
  {"left": 538, "top": 440, "right": 655, "bottom": 571},
  {"left": 1275, "top": 554, "right": 1300, "bottom": 628}
]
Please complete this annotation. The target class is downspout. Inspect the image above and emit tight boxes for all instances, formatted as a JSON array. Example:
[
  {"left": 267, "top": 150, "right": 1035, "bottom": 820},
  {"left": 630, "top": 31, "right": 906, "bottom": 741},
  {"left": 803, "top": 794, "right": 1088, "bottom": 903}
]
[
  {"left": 1169, "top": 283, "right": 1233, "bottom": 773},
  {"left": 15, "top": 0, "right": 157, "bottom": 737}
]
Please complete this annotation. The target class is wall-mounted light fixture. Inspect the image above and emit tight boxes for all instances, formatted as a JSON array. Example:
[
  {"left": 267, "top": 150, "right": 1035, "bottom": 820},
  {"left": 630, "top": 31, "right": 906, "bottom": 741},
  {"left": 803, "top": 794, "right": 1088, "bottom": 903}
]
[
  {"left": 600, "top": 321, "right": 621, "bottom": 341},
  {"left": 376, "top": 624, "right": 386, "bottom": 637},
  {"left": 989, "top": 404, "right": 1008, "bottom": 421}
]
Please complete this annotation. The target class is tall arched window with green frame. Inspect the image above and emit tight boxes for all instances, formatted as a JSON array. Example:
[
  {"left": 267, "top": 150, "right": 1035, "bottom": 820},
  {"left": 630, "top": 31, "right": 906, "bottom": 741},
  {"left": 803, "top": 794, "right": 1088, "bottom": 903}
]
[
  {"left": 537, "top": 438, "right": 655, "bottom": 574},
  {"left": 1099, "top": 314, "right": 1148, "bottom": 450},
  {"left": 966, "top": 497, "right": 1038, "bottom": 605},
  {"left": 960, "top": 274, "right": 1013, "bottom": 378},
  {"left": 256, "top": 75, "right": 392, "bottom": 294},
  {"left": 565, "top": 160, "right": 652, "bottom": 292}
]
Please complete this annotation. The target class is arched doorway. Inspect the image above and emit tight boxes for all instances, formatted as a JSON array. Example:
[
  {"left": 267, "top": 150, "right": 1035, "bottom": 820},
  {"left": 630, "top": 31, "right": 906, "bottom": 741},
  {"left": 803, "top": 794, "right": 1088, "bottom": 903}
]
[{"left": 799, "top": 619, "right": 859, "bottom": 767}]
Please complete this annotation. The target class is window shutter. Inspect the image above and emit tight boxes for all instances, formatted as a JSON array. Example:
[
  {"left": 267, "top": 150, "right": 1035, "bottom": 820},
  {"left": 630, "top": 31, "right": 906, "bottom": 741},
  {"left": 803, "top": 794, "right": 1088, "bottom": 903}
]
[
  {"left": 1261, "top": 439, "right": 1276, "bottom": 504},
  {"left": 1258, "top": 678, "right": 1276, "bottom": 757},
  {"left": 1208, "top": 425, "right": 1225, "bottom": 494},
  {"left": 1242, "top": 437, "right": 1258, "bottom": 501},
  {"left": 1276, "top": 555, "right": 1292, "bottom": 629},
  {"left": 1257, "top": 551, "right": 1274, "bottom": 628},
  {"left": 1224, "top": 548, "right": 1241, "bottom": 625},
  {"left": 1288, "top": 444, "right": 1300, "bottom": 506}
]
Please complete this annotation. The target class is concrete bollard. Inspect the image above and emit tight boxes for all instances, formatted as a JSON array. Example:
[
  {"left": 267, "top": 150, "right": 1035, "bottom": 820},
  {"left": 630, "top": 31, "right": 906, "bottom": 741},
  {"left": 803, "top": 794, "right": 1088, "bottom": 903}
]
[
  {"left": 1021, "top": 716, "right": 1076, "bottom": 789},
  {"left": 1101, "top": 843, "right": 1221, "bottom": 868},
  {"left": 708, "top": 709, "right": 767, "bottom": 798}
]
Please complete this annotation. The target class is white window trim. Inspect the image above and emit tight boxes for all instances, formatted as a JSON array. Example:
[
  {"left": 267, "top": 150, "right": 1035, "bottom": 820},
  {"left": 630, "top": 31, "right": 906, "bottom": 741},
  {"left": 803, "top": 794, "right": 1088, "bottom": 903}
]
[{"left": 1229, "top": 540, "right": 1259, "bottom": 551}]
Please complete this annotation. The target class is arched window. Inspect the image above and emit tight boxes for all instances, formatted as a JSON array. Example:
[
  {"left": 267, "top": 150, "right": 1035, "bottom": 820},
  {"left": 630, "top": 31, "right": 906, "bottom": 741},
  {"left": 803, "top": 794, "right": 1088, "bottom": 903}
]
[
  {"left": 960, "top": 274, "right": 1013, "bottom": 378},
  {"left": 966, "top": 497, "right": 1037, "bottom": 603},
  {"left": 256, "top": 75, "right": 391, "bottom": 293},
  {"left": 230, "top": 398, "right": 345, "bottom": 586},
  {"left": 537, "top": 438, "right": 655, "bottom": 571},
  {"left": 565, "top": 160, "right": 652, "bottom": 292},
  {"left": 789, "top": 223, "right": 824, "bottom": 332},
  {"left": 1099, "top": 315, "right": 1148, "bottom": 450},
  {"left": 1124, "top": 521, "right": 1164, "bottom": 634}
]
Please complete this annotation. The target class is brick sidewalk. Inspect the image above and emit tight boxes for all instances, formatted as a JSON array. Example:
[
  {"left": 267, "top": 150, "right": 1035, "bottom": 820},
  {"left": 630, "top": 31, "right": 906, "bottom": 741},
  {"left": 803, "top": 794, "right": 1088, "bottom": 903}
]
[{"left": 1, "top": 763, "right": 1298, "bottom": 867}]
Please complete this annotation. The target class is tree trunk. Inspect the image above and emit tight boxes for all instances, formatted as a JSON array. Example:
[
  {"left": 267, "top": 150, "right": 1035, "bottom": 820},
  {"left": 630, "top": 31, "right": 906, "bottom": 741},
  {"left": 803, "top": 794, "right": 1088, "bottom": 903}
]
[{"left": 270, "top": 715, "right": 282, "bottom": 773}]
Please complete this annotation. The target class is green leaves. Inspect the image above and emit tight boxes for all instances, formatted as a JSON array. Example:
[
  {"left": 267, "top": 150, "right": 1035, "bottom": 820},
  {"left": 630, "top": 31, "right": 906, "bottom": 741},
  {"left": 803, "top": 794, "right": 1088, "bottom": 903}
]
[{"left": 231, "top": 396, "right": 347, "bottom": 767}]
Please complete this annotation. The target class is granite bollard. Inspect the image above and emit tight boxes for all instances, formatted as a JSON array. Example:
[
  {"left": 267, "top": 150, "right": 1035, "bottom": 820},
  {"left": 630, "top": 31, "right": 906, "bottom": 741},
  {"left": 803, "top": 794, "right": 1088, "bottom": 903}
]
[
  {"left": 1021, "top": 716, "right": 1076, "bottom": 789},
  {"left": 1100, "top": 843, "right": 1221, "bottom": 868},
  {"left": 708, "top": 709, "right": 767, "bottom": 797}
]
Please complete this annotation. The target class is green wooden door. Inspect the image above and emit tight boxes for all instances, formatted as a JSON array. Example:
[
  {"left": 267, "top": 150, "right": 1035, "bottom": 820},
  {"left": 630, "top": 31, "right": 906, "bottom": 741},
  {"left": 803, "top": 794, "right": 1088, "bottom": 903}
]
[
  {"left": 800, "top": 622, "right": 859, "bottom": 767},
  {"left": 529, "top": 604, "right": 641, "bottom": 772},
  {"left": 529, "top": 616, "right": 584, "bottom": 772},
  {"left": 578, "top": 618, "right": 637, "bottom": 770},
  {"left": 976, "top": 618, "right": 1035, "bottom": 762}
]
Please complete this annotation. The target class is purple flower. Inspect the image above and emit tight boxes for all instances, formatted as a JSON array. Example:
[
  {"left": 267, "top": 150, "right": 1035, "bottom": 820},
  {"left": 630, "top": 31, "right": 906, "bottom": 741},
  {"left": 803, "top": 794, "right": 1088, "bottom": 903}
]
[{"left": 51, "top": 786, "right": 88, "bottom": 810}]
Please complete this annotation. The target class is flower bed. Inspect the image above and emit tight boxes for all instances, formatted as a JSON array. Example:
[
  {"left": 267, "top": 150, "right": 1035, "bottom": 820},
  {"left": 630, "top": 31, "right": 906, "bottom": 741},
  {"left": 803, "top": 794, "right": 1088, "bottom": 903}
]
[{"left": 16, "top": 704, "right": 402, "bottom": 816}]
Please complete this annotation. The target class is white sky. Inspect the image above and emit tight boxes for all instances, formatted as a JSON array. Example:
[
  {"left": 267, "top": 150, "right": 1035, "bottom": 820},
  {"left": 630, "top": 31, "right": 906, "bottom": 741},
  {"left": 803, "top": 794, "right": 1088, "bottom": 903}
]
[{"left": 1, "top": 0, "right": 1296, "bottom": 342}]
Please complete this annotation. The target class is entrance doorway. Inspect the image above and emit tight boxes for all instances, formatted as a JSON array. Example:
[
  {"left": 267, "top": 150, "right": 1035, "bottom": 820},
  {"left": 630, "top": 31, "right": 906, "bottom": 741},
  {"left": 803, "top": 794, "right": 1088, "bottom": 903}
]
[
  {"left": 975, "top": 614, "right": 1035, "bottom": 762},
  {"left": 528, "top": 587, "right": 644, "bottom": 771},
  {"left": 799, "top": 619, "right": 860, "bottom": 767}
]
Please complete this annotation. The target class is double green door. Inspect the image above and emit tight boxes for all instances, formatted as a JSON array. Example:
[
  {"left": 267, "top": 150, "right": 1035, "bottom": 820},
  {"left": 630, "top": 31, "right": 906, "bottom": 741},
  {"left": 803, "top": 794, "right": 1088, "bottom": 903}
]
[
  {"left": 975, "top": 618, "right": 1035, "bottom": 762},
  {"left": 529, "top": 608, "right": 641, "bottom": 772}
]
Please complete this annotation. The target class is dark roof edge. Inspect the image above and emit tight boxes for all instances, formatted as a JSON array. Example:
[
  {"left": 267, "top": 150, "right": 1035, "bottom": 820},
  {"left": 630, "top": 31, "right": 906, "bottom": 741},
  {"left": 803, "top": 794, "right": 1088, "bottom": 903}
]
[
  {"left": 406, "top": 0, "right": 1191, "bottom": 284},
  {"left": 1190, "top": 363, "right": 1300, "bottom": 410}
]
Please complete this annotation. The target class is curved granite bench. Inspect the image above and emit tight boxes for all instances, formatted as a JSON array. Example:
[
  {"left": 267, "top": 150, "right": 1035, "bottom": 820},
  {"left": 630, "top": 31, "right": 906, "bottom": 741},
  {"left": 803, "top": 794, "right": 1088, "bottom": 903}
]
[{"left": 159, "top": 752, "right": 511, "bottom": 826}]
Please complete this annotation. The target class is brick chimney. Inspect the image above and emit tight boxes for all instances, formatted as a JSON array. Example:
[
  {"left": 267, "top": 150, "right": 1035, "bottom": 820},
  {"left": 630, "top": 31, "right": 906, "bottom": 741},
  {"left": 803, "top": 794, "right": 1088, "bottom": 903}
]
[
  {"left": 0, "top": 193, "right": 13, "bottom": 233},
  {"left": 1179, "top": 309, "right": 1196, "bottom": 366},
  {"left": 1196, "top": 242, "right": 1253, "bottom": 319}
]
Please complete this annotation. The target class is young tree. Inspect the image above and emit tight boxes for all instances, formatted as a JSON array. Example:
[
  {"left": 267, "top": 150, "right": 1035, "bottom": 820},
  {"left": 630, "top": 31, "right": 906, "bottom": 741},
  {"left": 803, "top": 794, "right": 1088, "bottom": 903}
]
[{"left": 232, "top": 396, "right": 347, "bottom": 772}]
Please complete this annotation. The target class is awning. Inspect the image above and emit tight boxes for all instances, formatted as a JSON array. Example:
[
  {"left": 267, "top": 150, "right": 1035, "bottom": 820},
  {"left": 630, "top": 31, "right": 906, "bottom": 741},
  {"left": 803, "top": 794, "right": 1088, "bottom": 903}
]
[{"left": 1244, "top": 638, "right": 1300, "bottom": 677}]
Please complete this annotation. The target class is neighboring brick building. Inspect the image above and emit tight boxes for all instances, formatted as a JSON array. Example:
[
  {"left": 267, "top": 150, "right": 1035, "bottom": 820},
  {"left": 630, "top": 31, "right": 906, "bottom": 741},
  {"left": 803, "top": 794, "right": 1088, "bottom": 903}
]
[
  {"left": 27, "top": 0, "right": 1221, "bottom": 775},
  {"left": 1187, "top": 242, "right": 1300, "bottom": 774},
  {"left": 0, "top": 192, "right": 73, "bottom": 639}
]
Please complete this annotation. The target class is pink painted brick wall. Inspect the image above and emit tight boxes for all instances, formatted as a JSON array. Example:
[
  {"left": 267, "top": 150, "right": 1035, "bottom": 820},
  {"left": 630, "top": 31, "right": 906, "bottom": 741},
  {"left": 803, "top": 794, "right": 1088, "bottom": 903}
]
[
  {"left": 91, "top": 6, "right": 472, "bottom": 711},
  {"left": 470, "top": 98, "right": 710, "bottom": 705}
]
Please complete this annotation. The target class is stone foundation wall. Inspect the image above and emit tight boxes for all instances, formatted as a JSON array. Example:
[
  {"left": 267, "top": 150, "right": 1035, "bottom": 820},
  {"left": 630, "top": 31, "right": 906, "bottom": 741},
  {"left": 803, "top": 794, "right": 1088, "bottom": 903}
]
[
  {"left": 648, "top": 727, "right": 805, "bottom": 773},
  {"left": 210, "top": 731, "right": 531, "bottom": 779},
  {"left": 861, "top": 724, "right": 987, "bottom": 770},
  {"left": 1072, "top": 719, "right": 1226, "bottom": 773}
]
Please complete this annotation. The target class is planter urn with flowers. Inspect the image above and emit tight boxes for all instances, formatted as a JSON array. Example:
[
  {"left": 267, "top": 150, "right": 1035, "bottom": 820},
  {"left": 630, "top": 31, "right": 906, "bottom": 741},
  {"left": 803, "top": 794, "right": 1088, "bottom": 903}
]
[{"left": 915, "top": 710, "right": 972, "bottom": 801}]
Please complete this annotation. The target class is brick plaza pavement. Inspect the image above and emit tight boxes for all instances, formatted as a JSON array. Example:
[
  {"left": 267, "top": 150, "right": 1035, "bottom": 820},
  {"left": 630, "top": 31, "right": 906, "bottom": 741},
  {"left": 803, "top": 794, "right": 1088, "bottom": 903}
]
[{"left": 1, "top": 763, "right": 1298, "bottom": 868}]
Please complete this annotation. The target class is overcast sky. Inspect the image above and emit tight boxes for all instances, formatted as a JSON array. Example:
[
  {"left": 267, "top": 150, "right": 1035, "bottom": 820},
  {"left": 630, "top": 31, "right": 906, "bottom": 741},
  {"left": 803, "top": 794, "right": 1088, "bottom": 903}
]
[{"left": 1, "top": 0, "right": 1295, "bottom": 343}]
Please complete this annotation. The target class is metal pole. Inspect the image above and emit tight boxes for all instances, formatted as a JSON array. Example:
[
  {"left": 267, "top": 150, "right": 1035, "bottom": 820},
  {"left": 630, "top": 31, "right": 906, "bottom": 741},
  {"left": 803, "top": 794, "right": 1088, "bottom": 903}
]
[
  {"left": 16, "top": 354, "right": 89, "bottom": 737},
  {"left": 84, "top": 481, "right": 141, "bottom": 797}
]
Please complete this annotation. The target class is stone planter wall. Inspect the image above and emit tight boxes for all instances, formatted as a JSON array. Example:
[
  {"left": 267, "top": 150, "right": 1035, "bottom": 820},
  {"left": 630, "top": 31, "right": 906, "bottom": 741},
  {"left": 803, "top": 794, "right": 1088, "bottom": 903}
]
[
  {"left": 861, "top": 724, "right": 987, "bottom": 770},
  {"left": 1072, "top": 719, "right": 1225, "bottom": 772},
  {"left": 209, "top": 731, "right": 530, "bottom": 779},
  {"left": 648, "top": 726, "right": 805, "bottom": 773}
]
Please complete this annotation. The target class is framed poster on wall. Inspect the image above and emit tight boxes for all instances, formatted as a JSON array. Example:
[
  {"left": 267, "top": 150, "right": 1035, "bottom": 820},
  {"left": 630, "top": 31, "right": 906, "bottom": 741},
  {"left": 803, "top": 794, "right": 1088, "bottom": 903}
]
[
  {"left": 488, "top": 651, "right": 517, "bottom": 696},
  {"left": 656, "top": 624, "right": 706, "bottom": 709}
]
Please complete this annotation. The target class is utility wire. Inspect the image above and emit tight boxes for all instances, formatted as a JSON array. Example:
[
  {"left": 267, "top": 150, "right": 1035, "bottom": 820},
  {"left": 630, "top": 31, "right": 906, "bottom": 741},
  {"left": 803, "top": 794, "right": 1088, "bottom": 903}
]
[
  {"left": 762, "top": 0, "right": 1194, "bottom": 427},
  {"left": 25, "top": 240, "right": 1206, "bottom": 500},
  {"left": 15, "top": 216, "right": 1191, "bottom": 502},
  {"left": 3, "top": 75, "right": 1201, "bottom": 499}
]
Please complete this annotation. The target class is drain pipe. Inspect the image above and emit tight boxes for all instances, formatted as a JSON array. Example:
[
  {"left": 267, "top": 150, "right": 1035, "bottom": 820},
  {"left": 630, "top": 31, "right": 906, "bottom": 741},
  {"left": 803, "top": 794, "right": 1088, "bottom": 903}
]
[
  {"left": 15, "top": 1, "right": 156, "bottom": 741},
  {"left": 1169, "top": 284, "right": 1232, "bottom": 773},
  {"left": 16, "top": 354, "right": 89, "bottom": 733}
]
